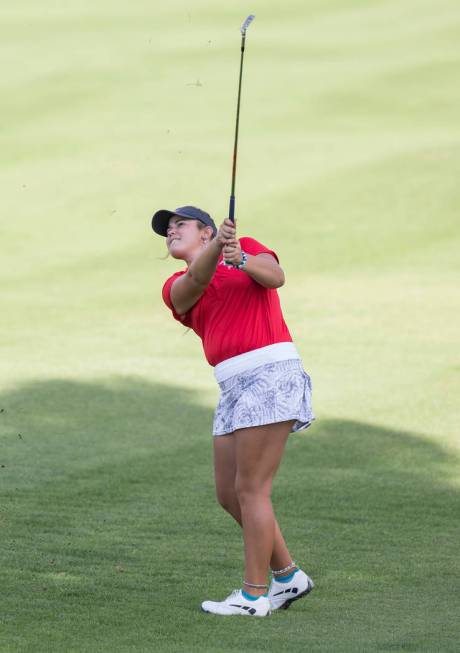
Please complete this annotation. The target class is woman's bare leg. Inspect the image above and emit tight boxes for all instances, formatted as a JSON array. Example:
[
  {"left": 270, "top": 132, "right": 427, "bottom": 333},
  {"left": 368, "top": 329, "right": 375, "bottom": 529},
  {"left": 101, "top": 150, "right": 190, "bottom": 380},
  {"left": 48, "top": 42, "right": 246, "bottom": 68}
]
[
  {"left": 234, "top": 420, "right": 294, "bottom": 595},
  {"left": 213, "top": 421, "right": 295, "bottom": 594},
  {"left": 213, "top": 434, "right": 293, "bottom": 571}
]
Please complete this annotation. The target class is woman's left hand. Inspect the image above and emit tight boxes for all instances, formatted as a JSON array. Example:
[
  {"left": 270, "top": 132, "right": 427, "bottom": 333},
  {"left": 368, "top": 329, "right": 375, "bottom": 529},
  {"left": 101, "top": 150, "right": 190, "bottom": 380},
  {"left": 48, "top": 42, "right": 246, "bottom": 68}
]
[{"left": 223, "top": 239, "right": 243, "bottom": 267}]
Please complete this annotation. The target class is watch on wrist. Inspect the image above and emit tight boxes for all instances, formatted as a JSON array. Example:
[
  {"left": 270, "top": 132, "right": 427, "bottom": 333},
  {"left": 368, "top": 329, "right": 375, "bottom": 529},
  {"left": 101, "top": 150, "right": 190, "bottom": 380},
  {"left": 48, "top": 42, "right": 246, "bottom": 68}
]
[{"left": 235, "top": 250, "right": 248, "bottom": 270}]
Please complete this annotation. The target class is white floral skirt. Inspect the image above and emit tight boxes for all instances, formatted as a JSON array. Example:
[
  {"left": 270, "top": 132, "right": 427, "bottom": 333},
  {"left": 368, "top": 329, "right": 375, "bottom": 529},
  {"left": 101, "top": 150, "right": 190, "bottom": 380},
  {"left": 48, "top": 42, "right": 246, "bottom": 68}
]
[{"left": 212, "top": 359, "right": 315, "bottom": 436}]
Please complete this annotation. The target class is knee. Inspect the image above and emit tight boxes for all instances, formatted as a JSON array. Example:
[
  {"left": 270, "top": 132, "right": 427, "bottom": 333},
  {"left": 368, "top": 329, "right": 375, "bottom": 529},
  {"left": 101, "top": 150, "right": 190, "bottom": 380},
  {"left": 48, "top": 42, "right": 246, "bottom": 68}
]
[
  {"left": 235, "top": 476, "right": 271, "bottom": 505},
  {"left": 216, "top": 485, "right": 238, "bottom": 513}
]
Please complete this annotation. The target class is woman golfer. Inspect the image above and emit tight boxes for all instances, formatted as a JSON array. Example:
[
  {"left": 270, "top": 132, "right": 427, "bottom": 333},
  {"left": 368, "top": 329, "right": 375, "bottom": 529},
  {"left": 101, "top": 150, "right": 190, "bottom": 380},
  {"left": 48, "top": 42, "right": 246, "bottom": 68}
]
[{"left": 152, "top": 205, "right": 315, "bottom": 617}]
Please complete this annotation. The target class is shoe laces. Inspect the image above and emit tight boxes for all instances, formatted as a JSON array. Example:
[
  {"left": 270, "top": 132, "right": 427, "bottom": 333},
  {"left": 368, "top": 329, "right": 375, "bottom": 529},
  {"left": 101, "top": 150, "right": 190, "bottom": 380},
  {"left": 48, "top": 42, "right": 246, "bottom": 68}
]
[{"left": 225, "top": 589, "right": 242, "bottom": 602}]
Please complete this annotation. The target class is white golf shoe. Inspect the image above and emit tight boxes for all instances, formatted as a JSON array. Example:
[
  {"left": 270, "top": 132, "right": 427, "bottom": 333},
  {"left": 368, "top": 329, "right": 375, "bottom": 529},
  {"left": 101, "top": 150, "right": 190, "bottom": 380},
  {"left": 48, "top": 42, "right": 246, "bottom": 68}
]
[
  {"left": 201, "top": 589, "right": 271, "bottom": 617},
  {"left": 268, "top": 569, "right": 314, "bottom": 611}
]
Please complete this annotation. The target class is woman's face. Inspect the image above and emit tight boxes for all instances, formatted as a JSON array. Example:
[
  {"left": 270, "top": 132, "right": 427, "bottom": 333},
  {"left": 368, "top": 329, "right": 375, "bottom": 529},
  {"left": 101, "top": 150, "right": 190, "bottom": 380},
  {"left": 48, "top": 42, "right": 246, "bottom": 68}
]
[{"left": 166, "top": 217, "right": 204, "bottom": 260}]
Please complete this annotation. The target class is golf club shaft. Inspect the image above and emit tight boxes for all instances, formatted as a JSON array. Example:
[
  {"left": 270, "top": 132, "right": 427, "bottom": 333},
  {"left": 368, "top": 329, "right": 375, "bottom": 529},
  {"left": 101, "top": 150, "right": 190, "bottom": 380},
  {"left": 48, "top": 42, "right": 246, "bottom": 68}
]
[
  {"left": 229, "top": 15, "right": 254, "bottom": 223},
  {"left": 229, "top": 31, "right": 246, "bottom": 222}
]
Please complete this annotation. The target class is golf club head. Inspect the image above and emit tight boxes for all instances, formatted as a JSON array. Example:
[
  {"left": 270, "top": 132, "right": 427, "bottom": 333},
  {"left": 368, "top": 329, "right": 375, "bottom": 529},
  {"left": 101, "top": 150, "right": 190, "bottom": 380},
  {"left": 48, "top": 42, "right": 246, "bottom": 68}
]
[{"left": 240, "top": 14, "right": 255, "bottom": 34}]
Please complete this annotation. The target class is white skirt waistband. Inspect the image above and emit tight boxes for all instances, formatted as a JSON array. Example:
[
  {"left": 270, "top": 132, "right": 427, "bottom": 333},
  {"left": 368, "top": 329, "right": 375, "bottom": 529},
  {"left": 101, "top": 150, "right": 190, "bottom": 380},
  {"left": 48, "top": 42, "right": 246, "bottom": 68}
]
[{"left": 214, "top": 342, "right": 300, "bottom": 383}]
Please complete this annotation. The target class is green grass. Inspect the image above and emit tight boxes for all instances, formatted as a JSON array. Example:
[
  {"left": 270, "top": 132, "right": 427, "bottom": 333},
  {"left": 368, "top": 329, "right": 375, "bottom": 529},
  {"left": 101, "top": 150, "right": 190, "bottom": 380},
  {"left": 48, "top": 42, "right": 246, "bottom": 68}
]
[{"left": 1, "top": 1, "right": 459, "bottom": 651}]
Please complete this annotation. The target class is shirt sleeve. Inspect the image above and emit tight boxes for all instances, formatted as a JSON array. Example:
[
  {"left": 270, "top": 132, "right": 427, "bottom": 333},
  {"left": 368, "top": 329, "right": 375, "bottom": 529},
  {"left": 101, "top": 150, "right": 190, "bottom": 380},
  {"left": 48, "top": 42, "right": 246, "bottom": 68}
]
[
  {"left": 239, "top": 236, "right": 279, "bottom": 263},
  {"left": 162, "top": 271, "right": 193, "bottom": 325}
]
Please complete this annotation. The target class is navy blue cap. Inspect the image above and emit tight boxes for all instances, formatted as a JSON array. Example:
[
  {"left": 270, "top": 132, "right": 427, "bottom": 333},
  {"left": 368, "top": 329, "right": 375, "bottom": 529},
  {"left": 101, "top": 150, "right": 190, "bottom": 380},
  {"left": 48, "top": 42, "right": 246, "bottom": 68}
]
[{"left": 151, "top": 205, "right": 217, "bottom": 237}]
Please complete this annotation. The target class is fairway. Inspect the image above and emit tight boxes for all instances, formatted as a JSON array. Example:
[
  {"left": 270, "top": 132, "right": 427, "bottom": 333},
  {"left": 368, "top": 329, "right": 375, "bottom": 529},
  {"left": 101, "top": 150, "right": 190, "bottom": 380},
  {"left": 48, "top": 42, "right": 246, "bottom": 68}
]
[{"left": 1, "top": 1, "right": 459, "bottom": 651}]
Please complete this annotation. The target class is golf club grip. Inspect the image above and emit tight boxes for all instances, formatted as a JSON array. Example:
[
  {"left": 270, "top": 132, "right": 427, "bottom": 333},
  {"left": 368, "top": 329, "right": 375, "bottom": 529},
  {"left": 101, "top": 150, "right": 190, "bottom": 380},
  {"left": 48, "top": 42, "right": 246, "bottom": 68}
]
[{"left": 229, "top": 195, "right": 235, "bottom": 222}]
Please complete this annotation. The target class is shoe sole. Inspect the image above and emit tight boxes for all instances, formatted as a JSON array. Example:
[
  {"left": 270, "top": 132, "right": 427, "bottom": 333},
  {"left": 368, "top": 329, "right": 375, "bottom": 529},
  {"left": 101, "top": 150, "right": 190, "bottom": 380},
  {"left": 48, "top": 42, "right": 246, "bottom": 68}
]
[
  {"left": 276, "top": 579, "right": 314, "bottom": 611},
  {"left": 201, "top": 607, "right": 271, "bottom": 617}
]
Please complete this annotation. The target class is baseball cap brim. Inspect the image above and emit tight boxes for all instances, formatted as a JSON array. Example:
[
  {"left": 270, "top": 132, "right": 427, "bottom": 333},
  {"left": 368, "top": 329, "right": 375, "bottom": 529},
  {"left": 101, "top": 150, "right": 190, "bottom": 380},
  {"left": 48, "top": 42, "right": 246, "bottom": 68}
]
[{"left": 151, "top": 209, "right": 181, "bottom": 236}]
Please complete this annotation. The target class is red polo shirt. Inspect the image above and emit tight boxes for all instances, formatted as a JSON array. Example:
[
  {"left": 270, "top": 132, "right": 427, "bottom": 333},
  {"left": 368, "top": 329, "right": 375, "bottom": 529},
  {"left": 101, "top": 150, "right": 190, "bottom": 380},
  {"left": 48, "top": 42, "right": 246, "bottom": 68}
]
[{"left": 162, "top": 237, "right": 292, "bottom": 366}]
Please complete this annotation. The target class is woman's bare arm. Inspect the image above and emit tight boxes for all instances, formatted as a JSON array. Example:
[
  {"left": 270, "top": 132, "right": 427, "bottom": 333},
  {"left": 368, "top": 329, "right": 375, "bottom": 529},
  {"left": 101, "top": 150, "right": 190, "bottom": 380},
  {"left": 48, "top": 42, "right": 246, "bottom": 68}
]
[
  {"left": 222, "top": 241, "right": 285, "bottom": 289},
  {"left": 170, "top": 239, "right": 223, "bottom": 315},
  {"left": 170, "top": 219, "right": 236, "bottom": 315},
  {"left": 242, "top": 253, "right": 285, "bottom": 289}
]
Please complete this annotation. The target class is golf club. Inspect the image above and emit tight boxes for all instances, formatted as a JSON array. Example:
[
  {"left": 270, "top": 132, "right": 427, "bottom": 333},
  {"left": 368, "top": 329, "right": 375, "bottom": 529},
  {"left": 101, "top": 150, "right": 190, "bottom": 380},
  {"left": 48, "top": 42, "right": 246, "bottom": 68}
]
[{"left": 229, "top": 14, "right": 255, "bottom": 223}]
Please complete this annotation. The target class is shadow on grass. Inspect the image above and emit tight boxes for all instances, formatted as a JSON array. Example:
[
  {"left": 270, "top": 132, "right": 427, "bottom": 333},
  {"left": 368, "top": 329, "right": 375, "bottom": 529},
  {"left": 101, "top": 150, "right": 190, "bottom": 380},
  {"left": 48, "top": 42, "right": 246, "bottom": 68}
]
[{"left": 0, "top": 377, "right": 458, "bottom": 651}]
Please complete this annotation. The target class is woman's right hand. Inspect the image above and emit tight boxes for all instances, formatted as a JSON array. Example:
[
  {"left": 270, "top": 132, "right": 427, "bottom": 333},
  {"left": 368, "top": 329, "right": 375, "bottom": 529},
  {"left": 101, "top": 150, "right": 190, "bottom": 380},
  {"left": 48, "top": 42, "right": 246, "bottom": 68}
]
[{"left": 215, "top": 218, "right": 237, "bottom": 248}]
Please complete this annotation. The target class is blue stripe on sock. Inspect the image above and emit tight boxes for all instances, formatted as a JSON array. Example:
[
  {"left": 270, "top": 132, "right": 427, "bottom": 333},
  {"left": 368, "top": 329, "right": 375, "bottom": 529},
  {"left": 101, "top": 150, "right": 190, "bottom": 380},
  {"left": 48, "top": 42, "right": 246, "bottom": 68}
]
[{"left": 242, "top": 590, "right": 267, "bottom": 601}]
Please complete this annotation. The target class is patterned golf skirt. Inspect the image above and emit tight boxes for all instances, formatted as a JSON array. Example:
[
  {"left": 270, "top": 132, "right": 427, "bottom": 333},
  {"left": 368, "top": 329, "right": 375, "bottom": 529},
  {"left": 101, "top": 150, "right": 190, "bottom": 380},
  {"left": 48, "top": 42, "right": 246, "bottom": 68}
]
[{"left": 212, "top": 344, "right": 315, "bottom": 436}]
